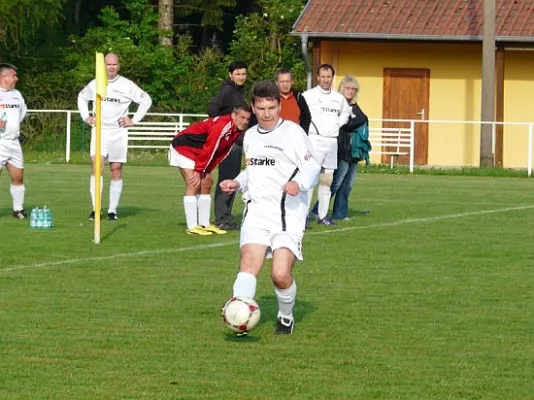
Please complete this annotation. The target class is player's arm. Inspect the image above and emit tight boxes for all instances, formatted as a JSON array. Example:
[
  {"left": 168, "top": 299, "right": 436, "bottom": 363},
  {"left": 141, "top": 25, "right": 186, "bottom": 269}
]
[
  {"left": 19, "top": 93, "right": 27, "bottom": 122},
  {"left": 338, "top": 96, "right": 351, "bottom": 127},
  {"left": 195, "top": 119, "right": 225, "bottom": 173},
  {"left": 77, "top": 82, "right": 95, "bottom": 125},
  {"left": 288, "top": 130, "right": 321, "bottom": 194},
  {"left": 220, "top": 168, "right": 247, "bottom": 194},
  {"left": 127, "top": 83, "right": 152, "bottom": 125}
]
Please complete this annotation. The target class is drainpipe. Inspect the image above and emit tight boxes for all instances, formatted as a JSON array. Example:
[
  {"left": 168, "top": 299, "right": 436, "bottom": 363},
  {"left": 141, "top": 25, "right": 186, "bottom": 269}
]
[{"left": 301, "top": 34, "right": 312, "bottom": 90}]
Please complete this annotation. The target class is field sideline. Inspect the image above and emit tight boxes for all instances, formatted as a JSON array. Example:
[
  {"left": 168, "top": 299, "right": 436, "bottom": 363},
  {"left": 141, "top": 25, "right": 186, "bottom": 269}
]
[{"left": 1, "top": 164, "right": 533, "bottom": 399}]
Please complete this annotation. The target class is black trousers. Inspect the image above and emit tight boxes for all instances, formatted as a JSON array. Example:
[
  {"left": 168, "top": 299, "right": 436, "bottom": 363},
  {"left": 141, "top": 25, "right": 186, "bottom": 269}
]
[{"left": 214, "top": 144, "right": 243, "bottom": 225}]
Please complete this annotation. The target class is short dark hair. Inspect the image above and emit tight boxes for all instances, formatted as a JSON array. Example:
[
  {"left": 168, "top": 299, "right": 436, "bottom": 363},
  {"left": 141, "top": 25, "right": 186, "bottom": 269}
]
[
  {"left": 275, "top": 68, "right": 293, "bottom": 80},
  {"left": 233, "top": 104, "right": 252, "bottom": 114},
  {"left": 250, "top": 81, "right": 281, "bottom": 105},
  {"left": 0, "top": 63, "right": 17, "bottom": 75},
  {"left": 228, "top": 61, "right": 248, "bottom": 73},
  {"left": 317, "top": 63, "right": 335, "bottom": 76}
]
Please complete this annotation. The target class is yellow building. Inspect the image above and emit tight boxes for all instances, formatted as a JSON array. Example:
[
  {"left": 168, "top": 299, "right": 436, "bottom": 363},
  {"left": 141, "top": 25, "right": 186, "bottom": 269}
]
[{"left": 292, "top": 0, "right": 534, "bottom": 168}]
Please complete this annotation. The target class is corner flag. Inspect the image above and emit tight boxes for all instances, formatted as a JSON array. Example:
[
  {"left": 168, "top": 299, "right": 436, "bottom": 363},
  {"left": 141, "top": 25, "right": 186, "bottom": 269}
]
[{"left": 94, "top": 52, "right": 107, "bottom": 244}]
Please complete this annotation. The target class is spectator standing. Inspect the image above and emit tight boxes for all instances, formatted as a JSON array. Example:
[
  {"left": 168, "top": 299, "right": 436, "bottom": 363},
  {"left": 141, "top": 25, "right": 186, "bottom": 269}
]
[
  {"left": 302, "top": 64, "right": 351, "bottom": 226},
  {"left": 207, "top": 61, "right": 248, "bottom": 231},
  {"left": 310, "top": 75, "right": 369, "bottom": 220},
  {"left": 275, "top": 68, "right": 311, "bottom": 133}
]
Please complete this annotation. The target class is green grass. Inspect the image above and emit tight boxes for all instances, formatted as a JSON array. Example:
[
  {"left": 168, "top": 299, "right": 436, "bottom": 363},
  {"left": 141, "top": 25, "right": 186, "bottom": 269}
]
[{"left": 1, "top": 165, "right": 534, "bottom": 399}]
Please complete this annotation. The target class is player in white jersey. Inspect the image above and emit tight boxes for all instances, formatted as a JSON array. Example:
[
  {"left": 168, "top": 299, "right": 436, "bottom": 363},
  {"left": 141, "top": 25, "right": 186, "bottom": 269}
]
[
  {"left": 78, "top": 53, "right": 152, "bottom": 221},
  {"left": 0, "top": 64, "right": 28, "bottom": 219},
  {"left": 220, "top": 81, "right": 320, "bottom": 335},
  {"left": 303, "top": 64, "right": 351, "bottom": 226}
]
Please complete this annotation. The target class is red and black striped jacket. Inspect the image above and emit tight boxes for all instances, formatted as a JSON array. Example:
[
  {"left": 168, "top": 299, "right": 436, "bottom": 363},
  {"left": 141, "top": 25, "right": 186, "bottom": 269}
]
[{"left": 171, "top": 115, "right": 243, "bottom": 173}]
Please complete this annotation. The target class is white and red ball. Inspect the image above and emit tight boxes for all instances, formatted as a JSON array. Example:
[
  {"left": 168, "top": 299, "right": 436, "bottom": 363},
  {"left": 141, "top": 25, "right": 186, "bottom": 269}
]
[{"left": 222, "top": 296, "right": 261, "bottom": 333}]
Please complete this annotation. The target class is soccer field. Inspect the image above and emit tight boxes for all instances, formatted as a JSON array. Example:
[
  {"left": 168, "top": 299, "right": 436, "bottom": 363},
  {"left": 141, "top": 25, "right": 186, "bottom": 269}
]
[{"left": 1, "top": 165, "right": 533, "bottom": 399}]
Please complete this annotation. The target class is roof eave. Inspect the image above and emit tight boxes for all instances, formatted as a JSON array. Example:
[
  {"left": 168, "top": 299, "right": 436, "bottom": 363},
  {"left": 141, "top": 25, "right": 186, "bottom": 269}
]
[{"left": 290, "top": 32, "right": 534, "bottom": 43}]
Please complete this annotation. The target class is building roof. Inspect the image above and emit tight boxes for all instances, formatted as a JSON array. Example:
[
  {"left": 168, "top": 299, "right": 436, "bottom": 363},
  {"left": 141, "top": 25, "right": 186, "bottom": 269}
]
[{"left": 292, "top": 0, "right": 534, "bottom": 42}]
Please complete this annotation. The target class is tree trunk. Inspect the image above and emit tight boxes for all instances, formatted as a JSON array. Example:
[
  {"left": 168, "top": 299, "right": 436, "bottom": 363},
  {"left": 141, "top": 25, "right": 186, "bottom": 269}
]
[{"left": 158, "top": 0, "right": 174, "bottom": 47}]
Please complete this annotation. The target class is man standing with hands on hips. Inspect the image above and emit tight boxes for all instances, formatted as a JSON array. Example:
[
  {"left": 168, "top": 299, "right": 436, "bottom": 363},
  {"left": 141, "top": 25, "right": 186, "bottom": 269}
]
[
  {"left": 78, "top": 53, "right": 152, "bottom": 221},
  {"left": 303, "top": 64, "right": 350, "bottom": 226}
]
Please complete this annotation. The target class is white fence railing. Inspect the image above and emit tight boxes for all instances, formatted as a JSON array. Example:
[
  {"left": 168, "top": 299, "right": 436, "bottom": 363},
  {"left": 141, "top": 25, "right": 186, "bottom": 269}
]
[{"left": 24, "top": 110, "right": 534, "bottom": 176}]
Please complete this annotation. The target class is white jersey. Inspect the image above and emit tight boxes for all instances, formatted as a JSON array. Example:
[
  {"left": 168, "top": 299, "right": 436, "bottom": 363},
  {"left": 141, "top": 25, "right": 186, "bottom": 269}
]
[
  {"left": 302, "top": 86, "right": 350, "bottom": 138},
  {"left": 77, "top": 75, "right": 152, "bottom": 132},
  {"left": 0, "top": 88, "right": 27, "bottom": 140},
  {"left": 236, "top": 119, "right": 320, "bottom": 232}
]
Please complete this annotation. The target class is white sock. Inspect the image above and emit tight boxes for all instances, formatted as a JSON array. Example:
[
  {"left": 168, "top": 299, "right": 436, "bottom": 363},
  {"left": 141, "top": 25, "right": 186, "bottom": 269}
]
[
  {"left": 232, "top": 272, "right": 257, "bottom": 298},
  {"left": 317, "top": 184, "right": 331, "bottom": 219},
  {"left": 183, "top": 195, "right": 198, "bottom": 229},
  {"left": 10, "top": 184, "right": 25, "bottom": 211},
  {"left": 197, "top": 194, "right": 211, "bottom": 227},
  {"left": 275, "top": 280, "right": 297, "bottom": 321},
  {"left": 90, "top": 175, "right": 103, "bottom": 210},
  {"left": 108, "top": 179, "right": 123, "bottom": 214}
]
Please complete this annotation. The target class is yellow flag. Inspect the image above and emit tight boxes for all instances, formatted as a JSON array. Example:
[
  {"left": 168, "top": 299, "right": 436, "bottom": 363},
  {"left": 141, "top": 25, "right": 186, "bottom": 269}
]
[
  {"left": 95, "top": 52, "right": 107, "bottom": 98},
  {"left": 93, "top": 51, "right": 107, "bottom": 244}
]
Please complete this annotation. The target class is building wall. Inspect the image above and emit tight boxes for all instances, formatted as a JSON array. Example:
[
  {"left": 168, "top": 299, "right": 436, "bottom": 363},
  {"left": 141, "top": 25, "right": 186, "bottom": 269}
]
[{"left": 318, "top": 41, "right": 534, "bottom": 168}]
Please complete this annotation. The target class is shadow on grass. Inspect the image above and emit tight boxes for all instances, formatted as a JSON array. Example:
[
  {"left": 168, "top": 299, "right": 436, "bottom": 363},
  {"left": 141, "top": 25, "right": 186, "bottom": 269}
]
[
  {"left": 222, "top": 295, "right": 314, "bottom": 342},
  {"left": 117, "top": 205, "right": 159, "bottom": 218},
  {"left": 101, "top": 223, "right": 128, "bottom": 242},
  {"left": 256, "top": 294, "right": 315, "bottom": 326}
]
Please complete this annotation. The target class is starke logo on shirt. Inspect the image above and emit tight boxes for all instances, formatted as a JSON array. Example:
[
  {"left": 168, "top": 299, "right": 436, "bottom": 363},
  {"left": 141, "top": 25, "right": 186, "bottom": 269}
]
[
  {"left": 246, "top": 157, "right": 276, "bottom": 166},
  {"left": 304, "top": 152, "right": 312, "bottom": 160}
]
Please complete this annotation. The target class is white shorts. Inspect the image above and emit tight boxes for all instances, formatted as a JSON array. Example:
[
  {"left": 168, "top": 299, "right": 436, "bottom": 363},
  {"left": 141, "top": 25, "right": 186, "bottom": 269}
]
[
  {"left": 240, "top": 226, "right": 303, "bottom": 261},
  {"left": 90, "top": 128, "right": 128, "bottom": 163},
  {"left": 0, "top": 138, "right": 24, "bottom": 169},
  {"left": 169, "top": 146, "right": 195, "bottom": 169},
  {"left": 308, "top": 134, "right": 338, "bottom": 170}
]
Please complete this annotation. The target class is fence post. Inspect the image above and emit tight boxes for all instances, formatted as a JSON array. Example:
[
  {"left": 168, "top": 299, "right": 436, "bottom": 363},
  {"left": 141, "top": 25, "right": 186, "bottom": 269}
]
[
  {"left": 491, "top": 122, "right": 496, "bottom": 156},
  {"left": 66, "top": 111, "right": 72, "bottom": 163},
  {"left": 528, "top": 124, "right": 533, "bottom": 177},
  {"left": 409, "top": 120, "right": 415, "bottom": 173}
]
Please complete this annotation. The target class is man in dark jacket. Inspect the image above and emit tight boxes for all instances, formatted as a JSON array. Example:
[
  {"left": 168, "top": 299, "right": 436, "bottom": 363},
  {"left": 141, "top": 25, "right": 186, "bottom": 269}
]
[
  {"left": 275, "top": 68, "right": 311, "bottom": 133},
  {"left": 208, "top": 61, "right": 248, "bottom": 230}
]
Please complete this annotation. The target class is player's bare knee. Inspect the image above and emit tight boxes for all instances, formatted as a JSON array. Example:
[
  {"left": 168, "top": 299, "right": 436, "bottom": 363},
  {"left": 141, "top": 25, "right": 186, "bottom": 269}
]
[
  {"left": 271, "top": 272, "right": 292, "bottom": 289},
  {"left": 110, "top": 167, "right": 122, "bottom": 180},
  {"left": 319, "top": 171, "right": 334, "bottom": 186},
  {"left": 202, "top": 174, "right": 213, "bottom": 188}
]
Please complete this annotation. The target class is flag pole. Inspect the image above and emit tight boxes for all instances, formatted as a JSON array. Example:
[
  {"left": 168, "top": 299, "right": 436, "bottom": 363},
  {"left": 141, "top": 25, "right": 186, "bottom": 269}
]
[
  {"left": 94, "top": 93, "right": 102, "bottom": 244},
  {"left": 93, "top": 52, "right": 107, "bottom": 244}
]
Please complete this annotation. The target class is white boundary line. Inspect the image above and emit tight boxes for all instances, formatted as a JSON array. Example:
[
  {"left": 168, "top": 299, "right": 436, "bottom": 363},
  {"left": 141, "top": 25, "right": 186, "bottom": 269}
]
[{"left": 2, "top": 204, "right": 533, "bottom": 273}]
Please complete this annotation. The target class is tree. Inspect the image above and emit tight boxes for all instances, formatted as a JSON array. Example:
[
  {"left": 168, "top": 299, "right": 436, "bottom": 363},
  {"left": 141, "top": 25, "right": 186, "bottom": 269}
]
[
  {"left": 0, "top": 0, "right": 66, "bottom": 53},
  {"left": 158, "top": 0, "right": 173, "bottom": 46},
  {"left": 228, "top": 0, "right": 307, "bottom": 88}
]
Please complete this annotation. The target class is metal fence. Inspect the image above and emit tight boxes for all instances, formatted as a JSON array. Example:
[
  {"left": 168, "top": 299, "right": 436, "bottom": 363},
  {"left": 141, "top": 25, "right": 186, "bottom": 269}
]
[{"left": 25, "top": 110, "right": 534, "bottom": 177}]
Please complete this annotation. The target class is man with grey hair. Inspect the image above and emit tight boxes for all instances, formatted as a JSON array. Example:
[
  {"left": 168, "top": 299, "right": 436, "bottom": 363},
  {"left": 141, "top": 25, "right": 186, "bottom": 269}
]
[
  {"left": 78, "top": 53, "right": 152, "bottom": 221},
  {"left": 0, "top": 63, "right": 28, "bottom": 219}
]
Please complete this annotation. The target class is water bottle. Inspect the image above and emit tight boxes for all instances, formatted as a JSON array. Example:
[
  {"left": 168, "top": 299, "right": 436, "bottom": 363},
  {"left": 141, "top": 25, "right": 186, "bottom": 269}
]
[
  {"left": 37, "top": 208, "right": 43, "bottom": 228},
  {"left": 30, "top": 207, "right": 38, "bottom": 228},
  {"left": 43, "top": 206, "right": 53, "bottom": 228},
  {"left": 0, "top": 111, "right": 6, "bottom": 136}
]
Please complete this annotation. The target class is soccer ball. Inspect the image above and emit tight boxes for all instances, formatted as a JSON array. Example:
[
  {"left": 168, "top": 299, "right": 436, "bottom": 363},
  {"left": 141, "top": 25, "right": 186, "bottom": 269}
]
[{"left": 222, "top": 296, "right": 261, "bottom": 334}]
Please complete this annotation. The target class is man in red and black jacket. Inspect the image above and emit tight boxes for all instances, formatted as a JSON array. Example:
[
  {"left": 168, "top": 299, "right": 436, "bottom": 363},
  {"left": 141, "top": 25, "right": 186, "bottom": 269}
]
[{"left": 169, "top": 105, "right": 251, "bottom": 236}]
